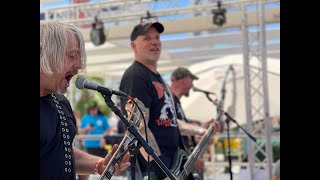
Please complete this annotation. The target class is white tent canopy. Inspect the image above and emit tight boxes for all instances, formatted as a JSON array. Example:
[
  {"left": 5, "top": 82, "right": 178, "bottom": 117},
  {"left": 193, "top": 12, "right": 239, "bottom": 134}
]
[{"left": 180, "top": 54, "right": 280, "bottom": 127}]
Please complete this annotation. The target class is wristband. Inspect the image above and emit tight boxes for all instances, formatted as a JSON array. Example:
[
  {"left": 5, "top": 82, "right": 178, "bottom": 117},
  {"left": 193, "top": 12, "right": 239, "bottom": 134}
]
[{"left": 94, "top": 159, "right": 104, "bottom": 175}]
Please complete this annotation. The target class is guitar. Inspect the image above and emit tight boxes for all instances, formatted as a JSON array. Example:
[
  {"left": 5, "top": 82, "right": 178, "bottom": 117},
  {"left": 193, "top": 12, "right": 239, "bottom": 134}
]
[
  {"left": 98, "top": 98, "right": 146, "bottom": 180},
  {"left": 170, "top": 123, "right": 217, "bottom": 180}
]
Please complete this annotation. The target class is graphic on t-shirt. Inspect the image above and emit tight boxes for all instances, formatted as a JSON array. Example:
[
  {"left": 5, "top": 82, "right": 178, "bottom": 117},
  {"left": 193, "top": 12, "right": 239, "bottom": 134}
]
[
  {"left": 158, "top": 91, "right": 178, "bottom": 128},
  {"left": 153, "top": 82, "right": 164, "bottom": 99}
]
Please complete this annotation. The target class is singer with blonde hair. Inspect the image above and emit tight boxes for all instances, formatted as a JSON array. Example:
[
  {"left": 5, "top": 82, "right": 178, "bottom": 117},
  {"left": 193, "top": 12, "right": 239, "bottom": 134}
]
[{"left": 40, "top": 21, "right": 130, "bottom": 180}]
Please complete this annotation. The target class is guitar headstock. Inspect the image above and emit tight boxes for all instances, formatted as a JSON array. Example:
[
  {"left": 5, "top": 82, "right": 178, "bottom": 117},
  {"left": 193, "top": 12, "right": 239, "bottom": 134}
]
[{"left": 125, "top": 98, "right": 146, "bottom": 129}]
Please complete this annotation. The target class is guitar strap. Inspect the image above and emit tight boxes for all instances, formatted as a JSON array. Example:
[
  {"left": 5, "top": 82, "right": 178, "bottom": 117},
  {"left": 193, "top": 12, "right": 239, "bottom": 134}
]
[
  {"left": 174, "top": 95, "right": 197, "bottom": 152},
  {"left": 51, "top": 93, "right": 74, "bottom": 174}
]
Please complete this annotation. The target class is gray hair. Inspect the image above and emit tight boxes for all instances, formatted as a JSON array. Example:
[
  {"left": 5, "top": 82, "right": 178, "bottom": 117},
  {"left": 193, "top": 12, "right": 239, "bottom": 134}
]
[{"left": 40, "top": 21, "right": 86, "bottom": 75}]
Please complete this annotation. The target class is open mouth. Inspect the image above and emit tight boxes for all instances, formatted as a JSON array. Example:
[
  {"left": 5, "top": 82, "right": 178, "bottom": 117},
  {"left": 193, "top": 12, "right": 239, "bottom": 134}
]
[{"left": 65, "top": 74, "right": 74, "bottom": 86}]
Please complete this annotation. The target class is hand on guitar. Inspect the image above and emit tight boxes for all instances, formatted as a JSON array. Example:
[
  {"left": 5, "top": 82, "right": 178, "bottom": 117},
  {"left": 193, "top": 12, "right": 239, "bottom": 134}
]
[
  {"left": 201, "top": 118, "right": 215, "bottom": 129},
  {"left": 98, "top": 144, "right": 131, "bottom": 175},
  {"left": 201, "top": 119, "right": 220, "bottom": 135},
  {"left": 211, "top": 120, "right": 220, "bottom": 135},
  {"left": 196, "top": 127, "right": 207, "bottom": 136},
  {"left": 195, "top": 157, "right": 204, "bottom": 172}
]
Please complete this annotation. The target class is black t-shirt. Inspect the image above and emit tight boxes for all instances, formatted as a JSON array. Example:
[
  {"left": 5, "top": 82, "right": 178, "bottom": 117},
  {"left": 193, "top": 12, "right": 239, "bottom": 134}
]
[
  {"left": 173, "top": 94, "right": 196, "bottom": 154},
  {"left": 40, "top": 93, "right": 77, "bottom": 180},
  {"left": 117, "top": 120, "right": 126, "bottom": 134},
  {"left": 119, "top": 61, "right": 182, "bottom": 177}
]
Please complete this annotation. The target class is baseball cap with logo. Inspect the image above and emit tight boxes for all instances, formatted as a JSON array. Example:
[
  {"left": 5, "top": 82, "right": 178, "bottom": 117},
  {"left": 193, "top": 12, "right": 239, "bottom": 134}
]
[
  {"left": 130, "top": 21, "right": 164, "bottom": 41},
  {"left": 171, "top": 67, "right": 199, "bottom": 81}
]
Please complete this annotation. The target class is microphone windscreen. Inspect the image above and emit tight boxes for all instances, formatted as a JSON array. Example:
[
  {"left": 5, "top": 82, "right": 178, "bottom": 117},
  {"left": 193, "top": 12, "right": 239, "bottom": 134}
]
[{"left": 75, "top": 76, "right": 86, "bottom": 89}]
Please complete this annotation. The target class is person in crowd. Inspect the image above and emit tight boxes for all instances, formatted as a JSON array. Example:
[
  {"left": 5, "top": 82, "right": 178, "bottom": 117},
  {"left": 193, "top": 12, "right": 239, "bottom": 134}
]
[
  {"left": 119, "top": 21, "right": 218, "bottom": 179},
  {"left": 107, "top": 102, "right": 124, "bottom": 134},
  {"left": 79, "top": 101, "right": 111, "bottom": 158},
  {"left": 40, "top": 20, "right": 130, "bottom": 180}
]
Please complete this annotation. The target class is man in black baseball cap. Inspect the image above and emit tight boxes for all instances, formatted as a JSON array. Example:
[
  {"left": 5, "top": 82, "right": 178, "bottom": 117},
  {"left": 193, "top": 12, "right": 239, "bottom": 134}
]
[
  {"left": 130, "top": 21, "right": 164, "bottom": 41},
  {"left": 120, "top": 21, "right": 193, "bottom": 179},
  {"left": 171, "top": 67, "right": 199, "bottom": 82},
  {"left": 121, "top": 21, "right": 218, "bottom": 179}
]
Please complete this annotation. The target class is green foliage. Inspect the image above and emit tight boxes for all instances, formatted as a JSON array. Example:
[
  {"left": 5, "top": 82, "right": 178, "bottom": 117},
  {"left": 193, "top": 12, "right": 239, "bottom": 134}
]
[{"left": 70, "top": 75, "right": 112, "bottom": 118}]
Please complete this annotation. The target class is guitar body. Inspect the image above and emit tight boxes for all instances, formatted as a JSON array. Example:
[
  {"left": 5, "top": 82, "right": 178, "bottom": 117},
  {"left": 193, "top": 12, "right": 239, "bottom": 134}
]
[
  {"left": 170, "top": 149, "right": 187, "bottom": 176},
  {"left": 170, "top": 123, "right": 217, "bottom": 180},
  {"left": 170, "top": 149, "right": 195, "bottom": 180}
]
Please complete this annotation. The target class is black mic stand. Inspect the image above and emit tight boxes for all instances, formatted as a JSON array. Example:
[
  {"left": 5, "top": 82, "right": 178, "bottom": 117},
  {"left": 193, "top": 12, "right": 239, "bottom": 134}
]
[
  {"left": 203, "top": 93, "right": 234, "bottom": 179},
  {"left": 217, "top": 67, "right": 231, "bottom": 179},
  {"left": 225, "top": 116, "right": 233, "bottom": 180},
  {"left": 101, "top": 93, "right": 176, "bottom": 180},
  {"left": 216, "top": 64, "right": 233, "bottom": 179},
  {"left": 202, "top": 93, "right": 256, "bottom": 180},
  {"left": 218, "top": 109, "right": 257, "bottom": 180},
  {"left": 223, "top": 111, "right": 257, "bottom": 143},
  {"left": 128, "top": 139, "right": 139, "bottom": 180}
]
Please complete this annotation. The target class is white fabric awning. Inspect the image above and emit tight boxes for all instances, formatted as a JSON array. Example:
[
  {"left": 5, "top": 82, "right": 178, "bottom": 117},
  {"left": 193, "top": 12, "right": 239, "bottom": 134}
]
[{"left": 180, "top": 54, "right": 280, "bottom": 127}]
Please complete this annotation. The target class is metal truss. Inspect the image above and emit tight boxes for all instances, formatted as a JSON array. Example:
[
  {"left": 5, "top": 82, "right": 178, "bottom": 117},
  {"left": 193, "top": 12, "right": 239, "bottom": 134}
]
[
  {"left": 42, "top": 0, "right": 279, "bottom": 26},
  {"left": 241, "top": 0, "right": 275, "bottom": 179}
]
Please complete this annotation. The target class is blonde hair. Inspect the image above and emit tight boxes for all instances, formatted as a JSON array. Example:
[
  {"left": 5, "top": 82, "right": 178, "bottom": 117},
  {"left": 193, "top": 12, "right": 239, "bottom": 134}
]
[{"left": 40, "top": 21, "right": 86, "bottom": 75}]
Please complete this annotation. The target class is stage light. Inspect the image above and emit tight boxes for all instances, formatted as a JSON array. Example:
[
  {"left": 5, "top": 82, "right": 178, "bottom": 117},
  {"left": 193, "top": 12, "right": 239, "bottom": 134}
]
[
  {"left": 212, "top": 1, "right": 227, "bottom": 27},
  {"left": 140, "top": 10, "right": 158, "bottom": 23}
]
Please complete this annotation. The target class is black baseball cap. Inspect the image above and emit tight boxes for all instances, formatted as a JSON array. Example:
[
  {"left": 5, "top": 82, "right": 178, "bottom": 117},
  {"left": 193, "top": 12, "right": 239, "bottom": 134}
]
[
  {"left": 171, "top": 67, "right": 199, "bottom": 81},
  {"left": 130, "top": 22, "right": 164, "bottom": 41}
]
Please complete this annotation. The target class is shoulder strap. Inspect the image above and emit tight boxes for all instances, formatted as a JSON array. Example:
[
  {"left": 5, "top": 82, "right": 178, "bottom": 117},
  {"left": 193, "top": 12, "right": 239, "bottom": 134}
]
[{"left": 50, "top": 93, "right": 74, "bottom": 174}]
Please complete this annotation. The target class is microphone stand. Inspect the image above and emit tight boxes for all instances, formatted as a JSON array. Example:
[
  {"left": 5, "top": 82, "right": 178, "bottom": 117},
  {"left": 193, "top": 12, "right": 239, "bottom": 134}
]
[
  {"left": 215, "top": 65, "right": 233, "bottom": 179},
  {"left": 128, "top": 139, "right": 139, "bottom": 180},
  {"left": 225, "top": 115, "right": 233, "bottom": 180},
  {"left": 223, "top": 112, "right": 257, "bottom": 143},
  {"left": 217, "top": 66, "right": 230, "bottom": 178},
  {"left": 208, "top": 99, "right": 257, "bottom": 180},
  {"left": 203, "top": 91, "right": 235, "bottom": 180},
  {"left": 208, "top": 96, "right": 256, "bottom": 180},
  {"left": 101, "top": 93, "right": 176, "bottom": 180},
  {"left": 198, "top": 75, "right": 256, "bottom": 180}
]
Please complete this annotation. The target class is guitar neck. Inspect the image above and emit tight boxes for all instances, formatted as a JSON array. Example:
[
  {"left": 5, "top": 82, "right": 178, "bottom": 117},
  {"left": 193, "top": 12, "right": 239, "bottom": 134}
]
[
  {"left": 183, "top": 124, "right": 214, "bottom": 175},
  {"left": 98, "top": 133, "right": 133, "bottom": 180},
  {"left": 98, "top": 98, "right": 145, "bottom": 180}
]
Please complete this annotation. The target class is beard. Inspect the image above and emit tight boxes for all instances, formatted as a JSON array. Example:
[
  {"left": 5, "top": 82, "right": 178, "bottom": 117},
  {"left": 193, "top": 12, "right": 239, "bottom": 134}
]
[{"left": 55, "top": 79, "right": 70, "bottom": 95}]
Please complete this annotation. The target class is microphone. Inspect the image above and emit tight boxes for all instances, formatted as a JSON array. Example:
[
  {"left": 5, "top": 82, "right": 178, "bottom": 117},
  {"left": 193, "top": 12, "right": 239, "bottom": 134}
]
[
  {"left": 193, "top": 86, "right": 215, "bottom": 95},
  {"left": 75, "top": 76, "right": 129, "bottom": 98}
]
